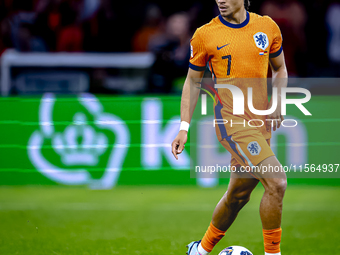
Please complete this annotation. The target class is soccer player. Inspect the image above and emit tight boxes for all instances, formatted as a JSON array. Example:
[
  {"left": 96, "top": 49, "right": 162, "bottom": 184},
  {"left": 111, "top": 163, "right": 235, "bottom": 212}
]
[{"left": 171, "top": 0, "right": 288, "bottom": 255}]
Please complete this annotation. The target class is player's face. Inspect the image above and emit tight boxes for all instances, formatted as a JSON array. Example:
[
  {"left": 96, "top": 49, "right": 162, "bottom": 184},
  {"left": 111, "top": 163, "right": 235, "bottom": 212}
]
[{"left": 215, "top": 0, "right": 244, "bottom": 17}]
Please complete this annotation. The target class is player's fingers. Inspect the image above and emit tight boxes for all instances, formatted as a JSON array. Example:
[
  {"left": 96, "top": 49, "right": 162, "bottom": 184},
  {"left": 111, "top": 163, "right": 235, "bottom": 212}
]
[
  {"left": 277, "top": 116, "right": 282, "bottom": 129},
  {"left": 177, "top": 140, "right": 185, "bottom": 154},
  {"left": 266, "top": 117, "right": 271, "bottom": 132},
  {"left": 171, "top": 141, "right": 179, "bottom": 160},
  {"left": 273, "top": 119, "right": 277, "bottom": 131},
  {"left": 281, "top": 115, "right": 284, "bottom": 122}
]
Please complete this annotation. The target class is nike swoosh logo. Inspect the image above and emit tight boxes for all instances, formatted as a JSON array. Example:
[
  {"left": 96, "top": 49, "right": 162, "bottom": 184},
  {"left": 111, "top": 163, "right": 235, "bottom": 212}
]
[
  {"left": 272, "top": 241, "right": 280, "bottom": 244},
  {"left": 217, "top": 44, "right": 230, "bottom": 50}
]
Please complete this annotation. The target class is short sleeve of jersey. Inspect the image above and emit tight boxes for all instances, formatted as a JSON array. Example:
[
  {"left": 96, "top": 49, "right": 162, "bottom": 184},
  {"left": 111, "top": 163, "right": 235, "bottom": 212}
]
[
  {"left": 267, "top": 17, "right": 283, "bottom": 58},
  {"left": 189, "top": 29, "right": 208, "bottom": 71}
]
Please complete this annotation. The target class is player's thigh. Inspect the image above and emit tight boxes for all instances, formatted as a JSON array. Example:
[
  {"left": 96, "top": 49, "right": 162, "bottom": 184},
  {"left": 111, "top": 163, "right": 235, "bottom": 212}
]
[
  {"left": 255, "top": 155, "right": 287, "bottom": 192},
  {"left": 255, "top": 155, "right": 287, "bottom": 179},
  {"left": 219, "top": 128, "right": 274, "bottom": 169}
]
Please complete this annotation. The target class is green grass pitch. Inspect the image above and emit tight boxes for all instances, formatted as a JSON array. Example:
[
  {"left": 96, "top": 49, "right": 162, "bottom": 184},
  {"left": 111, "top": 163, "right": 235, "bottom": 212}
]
[{"left": 0, "top": 185, "right": 339, "bottom": 254}]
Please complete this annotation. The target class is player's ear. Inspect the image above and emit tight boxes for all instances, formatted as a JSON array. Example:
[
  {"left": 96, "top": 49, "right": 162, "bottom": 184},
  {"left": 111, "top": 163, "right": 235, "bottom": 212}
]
[{"left": 244, "top": 0, "right": 250, "bottom": 10}]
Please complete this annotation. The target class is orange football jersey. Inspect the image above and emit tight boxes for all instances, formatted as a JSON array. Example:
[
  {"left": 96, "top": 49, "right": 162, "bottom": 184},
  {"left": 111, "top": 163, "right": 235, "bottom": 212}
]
[{"left": 190, "top": 12, "right": 283, "bottom": 140}]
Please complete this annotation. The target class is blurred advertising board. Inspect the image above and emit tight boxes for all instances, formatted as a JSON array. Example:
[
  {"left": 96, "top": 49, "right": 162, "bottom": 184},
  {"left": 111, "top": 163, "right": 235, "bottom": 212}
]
[{"left": 0, "top": 94, "right": 339, "bottom": 188}]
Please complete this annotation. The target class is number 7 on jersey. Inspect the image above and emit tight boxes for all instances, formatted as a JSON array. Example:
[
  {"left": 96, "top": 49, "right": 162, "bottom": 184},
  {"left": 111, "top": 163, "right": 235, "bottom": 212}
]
[{"left": 222, "top": 55, "right": 232, "bottom": 76}]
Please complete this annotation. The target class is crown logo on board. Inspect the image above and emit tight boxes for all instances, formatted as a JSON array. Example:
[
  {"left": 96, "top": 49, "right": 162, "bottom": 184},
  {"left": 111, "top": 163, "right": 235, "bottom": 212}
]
[{"left": 52, "top": 113, "right": 108, "bottom": 166}]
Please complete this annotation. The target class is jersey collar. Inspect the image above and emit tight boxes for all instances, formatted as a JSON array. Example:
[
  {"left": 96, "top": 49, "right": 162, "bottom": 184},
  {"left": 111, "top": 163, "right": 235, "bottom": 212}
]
[{"left": 218, "top": 11, "right": 250, "bottom": 29}]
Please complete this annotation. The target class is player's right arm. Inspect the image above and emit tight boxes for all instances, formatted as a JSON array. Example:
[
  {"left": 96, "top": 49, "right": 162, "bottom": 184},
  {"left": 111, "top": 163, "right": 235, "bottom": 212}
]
[
  {"left": 171, "top": 28, "right": 207, "bottom": 159},
  {"left": 266, "top": 16, "right": 287, "bottom": 132},
  {"left": 171, "top": 68, "right": 205, "bottom": 160}
]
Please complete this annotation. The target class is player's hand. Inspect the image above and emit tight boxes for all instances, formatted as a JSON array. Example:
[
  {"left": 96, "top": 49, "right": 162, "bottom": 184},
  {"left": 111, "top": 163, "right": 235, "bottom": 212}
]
[
  {"left": 266, "top": 98, "right": 284, "bottom": 132},
  {"left": 171, "top": 130, "right": 188, "bottom": 160}
]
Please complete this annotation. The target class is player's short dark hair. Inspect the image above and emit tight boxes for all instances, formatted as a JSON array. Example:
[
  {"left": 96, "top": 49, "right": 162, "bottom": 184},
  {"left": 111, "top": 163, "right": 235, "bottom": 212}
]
[{"left": 244, "top": 0, "right": 250, "bottom": 10}]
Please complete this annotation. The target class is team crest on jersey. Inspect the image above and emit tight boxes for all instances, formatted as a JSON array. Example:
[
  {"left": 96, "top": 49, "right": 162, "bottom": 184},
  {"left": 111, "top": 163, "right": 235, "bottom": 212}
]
[
  {"left": 247, "top": 141, "right": 261, "bottom": 156},
  {"left": 253, "top": 32, "right": 269, "bottom": 50}
]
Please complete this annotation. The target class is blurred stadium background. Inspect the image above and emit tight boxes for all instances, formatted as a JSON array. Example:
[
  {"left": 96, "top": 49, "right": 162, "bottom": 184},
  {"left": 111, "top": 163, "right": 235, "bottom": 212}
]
[{"left": 0, "top": 0, "right": 340, "bottom": 254}]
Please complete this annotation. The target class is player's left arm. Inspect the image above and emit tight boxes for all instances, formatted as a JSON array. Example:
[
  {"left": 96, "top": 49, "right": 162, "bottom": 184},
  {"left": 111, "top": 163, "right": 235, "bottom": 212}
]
[{"left": 267, "top": 51, "right": 288, "bottom": 131}]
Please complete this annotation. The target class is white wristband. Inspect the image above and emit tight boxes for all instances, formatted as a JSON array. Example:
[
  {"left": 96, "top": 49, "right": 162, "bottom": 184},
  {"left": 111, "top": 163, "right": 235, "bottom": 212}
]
[{"left": 180, "top": 121, "right": 190, "bottom": 131}]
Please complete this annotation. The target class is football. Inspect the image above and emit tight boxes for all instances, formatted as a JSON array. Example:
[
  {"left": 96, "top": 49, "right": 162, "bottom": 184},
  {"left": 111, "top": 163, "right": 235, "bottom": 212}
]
[{"left": 218, "top": 246, "right": 253, "bottom": 255}]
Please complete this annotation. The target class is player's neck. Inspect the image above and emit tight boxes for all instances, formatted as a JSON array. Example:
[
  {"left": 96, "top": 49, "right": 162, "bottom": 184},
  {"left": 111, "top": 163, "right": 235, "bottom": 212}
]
[{"left": 221, "top": 8, "right": 247, "bottom": 25}]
